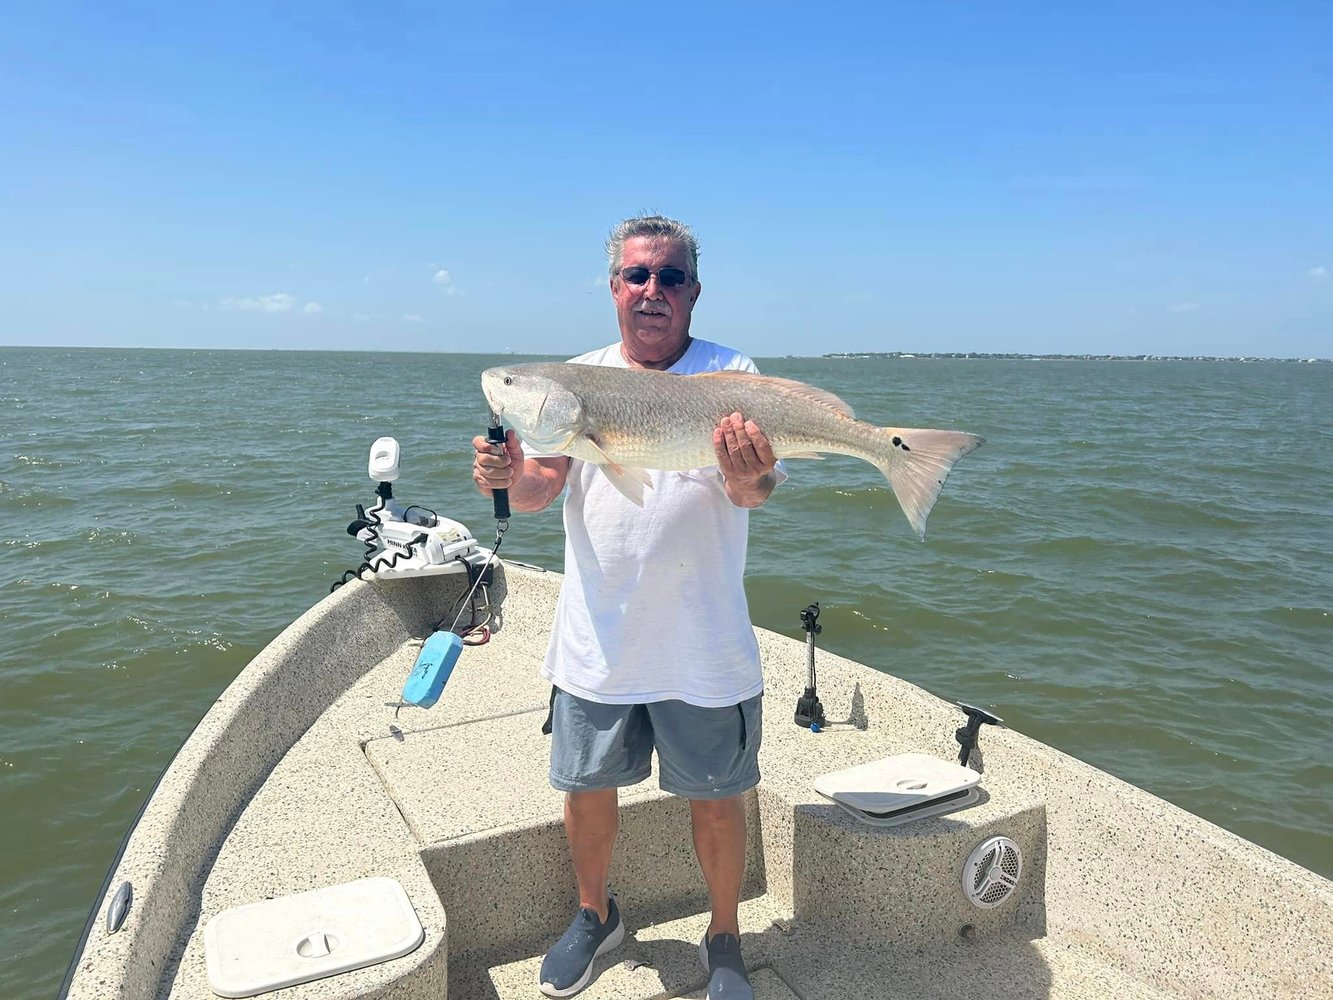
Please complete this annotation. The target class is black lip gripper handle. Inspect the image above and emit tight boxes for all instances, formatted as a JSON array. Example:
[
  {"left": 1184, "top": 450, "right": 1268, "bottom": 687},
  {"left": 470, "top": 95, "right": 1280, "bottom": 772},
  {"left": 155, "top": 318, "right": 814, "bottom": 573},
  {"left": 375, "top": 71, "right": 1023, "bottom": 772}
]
[{"left": 487, "top": 421, "right": 511, "bottom": 521}]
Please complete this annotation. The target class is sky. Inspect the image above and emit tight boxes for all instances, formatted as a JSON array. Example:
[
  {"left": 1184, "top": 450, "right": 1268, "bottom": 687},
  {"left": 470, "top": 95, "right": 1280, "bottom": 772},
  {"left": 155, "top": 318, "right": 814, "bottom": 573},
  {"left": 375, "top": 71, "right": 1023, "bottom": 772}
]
[{"left": 2, "top": 2, "right": 1330, "bottom": 359}]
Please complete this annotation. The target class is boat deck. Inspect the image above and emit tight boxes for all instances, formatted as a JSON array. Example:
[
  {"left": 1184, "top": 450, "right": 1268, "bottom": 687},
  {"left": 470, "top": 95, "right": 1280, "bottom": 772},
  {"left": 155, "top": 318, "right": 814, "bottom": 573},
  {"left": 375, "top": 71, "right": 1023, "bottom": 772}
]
[
  {"left": 64, "top": 563, "right": 1331, "bottom": 999},
  {"left": 455, "top": 897, "right": 1187, "bottom": 999}
]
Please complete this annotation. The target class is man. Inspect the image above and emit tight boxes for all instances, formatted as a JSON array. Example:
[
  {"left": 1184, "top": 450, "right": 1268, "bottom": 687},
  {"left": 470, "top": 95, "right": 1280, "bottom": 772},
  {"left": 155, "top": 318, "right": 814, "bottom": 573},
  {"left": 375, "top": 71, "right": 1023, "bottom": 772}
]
[{"left": 472, "top": 215, "right": 779, "bottom": 999}]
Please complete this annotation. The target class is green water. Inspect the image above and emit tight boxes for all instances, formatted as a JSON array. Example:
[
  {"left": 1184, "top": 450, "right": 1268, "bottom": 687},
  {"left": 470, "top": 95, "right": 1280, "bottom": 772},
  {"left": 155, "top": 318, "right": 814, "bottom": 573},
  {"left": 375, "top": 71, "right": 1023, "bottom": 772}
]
[{"left": 2, "top": 347, "right": 1330, "bottom": 999}]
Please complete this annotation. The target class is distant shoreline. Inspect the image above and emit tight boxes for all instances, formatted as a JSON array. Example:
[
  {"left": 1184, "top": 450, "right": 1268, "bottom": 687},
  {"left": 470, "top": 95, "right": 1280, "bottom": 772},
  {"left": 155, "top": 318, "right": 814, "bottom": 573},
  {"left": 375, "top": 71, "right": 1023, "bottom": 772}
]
[
  {"left": 1, "top": 345, "right": 1328, "bottom": 363},
  {"left": 821, "top": 352, "right": 1330, "bottom": 363}
]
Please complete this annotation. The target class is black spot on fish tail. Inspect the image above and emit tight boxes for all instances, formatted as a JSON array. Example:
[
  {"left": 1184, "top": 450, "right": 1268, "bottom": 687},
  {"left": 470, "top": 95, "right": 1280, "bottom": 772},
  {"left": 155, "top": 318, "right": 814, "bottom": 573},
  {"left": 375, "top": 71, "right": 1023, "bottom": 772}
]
[{"left": 891, "top": 435, "right": 911, "bottom": 452}]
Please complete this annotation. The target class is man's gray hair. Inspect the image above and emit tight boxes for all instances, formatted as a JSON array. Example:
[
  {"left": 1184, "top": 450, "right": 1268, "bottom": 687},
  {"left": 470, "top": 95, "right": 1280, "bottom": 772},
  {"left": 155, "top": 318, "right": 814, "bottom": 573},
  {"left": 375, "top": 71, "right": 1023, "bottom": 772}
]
[{"left": 606, "top": 215, "right": 700, "bottom": 279}]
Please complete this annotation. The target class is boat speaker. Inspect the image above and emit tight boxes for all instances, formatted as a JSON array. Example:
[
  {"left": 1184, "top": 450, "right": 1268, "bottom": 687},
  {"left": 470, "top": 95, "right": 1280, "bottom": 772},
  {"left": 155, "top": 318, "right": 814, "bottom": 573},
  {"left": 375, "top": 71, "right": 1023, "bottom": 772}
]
[{"left": 962, "top": 835, "right": 1022, "bottom": 909}]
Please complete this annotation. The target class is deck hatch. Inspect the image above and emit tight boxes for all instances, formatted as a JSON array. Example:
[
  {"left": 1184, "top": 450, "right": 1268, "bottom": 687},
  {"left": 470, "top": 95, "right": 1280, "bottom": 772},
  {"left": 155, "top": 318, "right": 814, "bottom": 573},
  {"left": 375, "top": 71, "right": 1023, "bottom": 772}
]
[
  {"left": 813, "top": 752, "right": 983, "bottom": 827},
  {"left": 203, "top": 876, "right": 424, "bottom": 997}
]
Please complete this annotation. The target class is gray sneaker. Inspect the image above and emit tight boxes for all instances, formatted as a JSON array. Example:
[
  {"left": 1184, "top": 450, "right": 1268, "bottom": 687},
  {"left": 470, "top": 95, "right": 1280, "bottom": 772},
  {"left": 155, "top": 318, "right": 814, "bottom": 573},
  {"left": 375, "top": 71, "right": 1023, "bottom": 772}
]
[
  {"left": 700, "top": 932, "right": 754, "bottom": 1000},
  {"left": 538, "top": 898, "right": 625, "bottom": 997}
]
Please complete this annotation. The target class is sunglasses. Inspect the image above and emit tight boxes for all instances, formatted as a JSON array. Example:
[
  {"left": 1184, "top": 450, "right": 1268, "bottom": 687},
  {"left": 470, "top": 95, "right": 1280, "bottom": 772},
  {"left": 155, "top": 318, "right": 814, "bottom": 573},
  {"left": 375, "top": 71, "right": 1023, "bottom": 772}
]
[{"left": 618, "top": 265, "right": 692, "bottom": 288}]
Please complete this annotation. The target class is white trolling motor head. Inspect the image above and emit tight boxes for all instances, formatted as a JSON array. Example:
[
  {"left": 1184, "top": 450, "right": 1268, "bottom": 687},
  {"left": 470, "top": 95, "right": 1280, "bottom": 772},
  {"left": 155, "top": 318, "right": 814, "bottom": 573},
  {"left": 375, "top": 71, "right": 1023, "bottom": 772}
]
[{"left": 368, "top": 436, "right": 401, "bottom": 483}]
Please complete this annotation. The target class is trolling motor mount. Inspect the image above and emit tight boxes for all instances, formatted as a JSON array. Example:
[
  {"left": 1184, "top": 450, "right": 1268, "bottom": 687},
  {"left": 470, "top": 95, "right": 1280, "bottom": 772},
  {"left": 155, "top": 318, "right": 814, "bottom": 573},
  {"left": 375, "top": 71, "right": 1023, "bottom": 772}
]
[{"left": 794, "top": 602, "right": 827, "bottom": 731}]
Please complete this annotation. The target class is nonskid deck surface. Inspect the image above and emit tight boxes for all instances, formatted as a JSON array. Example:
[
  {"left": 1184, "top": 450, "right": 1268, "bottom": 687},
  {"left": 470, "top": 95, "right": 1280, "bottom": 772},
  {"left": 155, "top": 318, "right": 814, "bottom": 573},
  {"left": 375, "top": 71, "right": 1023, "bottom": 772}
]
[
  {"left": 154, "top": 571, "right": 566, "bottom": 998},
  {"left": 84, "top": 564, "right": 1328, "bottom": 1000},
  {"left": 452, "top": 897, "right": 1189, "bottom": 1000},
  {"left": 179, "top": 618, "right": 1180, "bottom": 997}
]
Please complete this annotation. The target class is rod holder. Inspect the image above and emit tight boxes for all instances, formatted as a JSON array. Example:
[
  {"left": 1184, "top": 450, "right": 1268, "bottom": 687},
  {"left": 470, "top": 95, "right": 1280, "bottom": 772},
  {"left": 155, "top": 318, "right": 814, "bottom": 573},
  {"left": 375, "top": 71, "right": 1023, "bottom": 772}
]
[{"left": 795, "top": 602, "right": 826, "bottom": 731}]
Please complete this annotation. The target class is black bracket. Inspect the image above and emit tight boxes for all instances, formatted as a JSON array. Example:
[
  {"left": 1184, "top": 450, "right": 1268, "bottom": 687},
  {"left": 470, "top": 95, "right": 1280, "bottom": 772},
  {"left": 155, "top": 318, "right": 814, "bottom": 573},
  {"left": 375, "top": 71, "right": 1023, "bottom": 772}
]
[
  {"left": 799, "top": 602, "right": 822, "bottom": 637},
  {"left": 955, "top": 701, "right": 1003, "bottom": 768},
  {"left": 794, "top": 690, "right": 826, "bottom": 731}
]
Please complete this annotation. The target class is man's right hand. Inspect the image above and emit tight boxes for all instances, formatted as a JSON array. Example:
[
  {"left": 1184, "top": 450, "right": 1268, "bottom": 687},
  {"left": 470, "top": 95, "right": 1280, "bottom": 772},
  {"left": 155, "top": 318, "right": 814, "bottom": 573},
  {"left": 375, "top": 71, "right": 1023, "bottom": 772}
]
[{"left": 472, "top": 429, "right": 525, "bottom": 495}]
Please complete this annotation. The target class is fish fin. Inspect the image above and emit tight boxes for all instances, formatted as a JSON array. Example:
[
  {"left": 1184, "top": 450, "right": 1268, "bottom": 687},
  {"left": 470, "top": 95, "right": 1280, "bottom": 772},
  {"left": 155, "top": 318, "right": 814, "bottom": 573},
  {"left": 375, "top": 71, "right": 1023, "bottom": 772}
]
[
  {"left": 599, "top": 464, "right": 653, "bottom": 506},
  {"left": 875, "top": 428, "right": 985, "bottom": 540},
  {"left": 583, "top": 435, "right": 653, "bottom": 506},
  {"left": 691, "top": 371, "right": 856, "bottom": 418}
]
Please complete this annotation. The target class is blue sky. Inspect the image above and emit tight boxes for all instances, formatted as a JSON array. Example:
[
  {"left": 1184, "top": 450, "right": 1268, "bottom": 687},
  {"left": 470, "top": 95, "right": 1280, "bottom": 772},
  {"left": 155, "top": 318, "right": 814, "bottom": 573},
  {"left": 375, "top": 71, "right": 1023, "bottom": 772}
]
[{"left": 2, "top": 2, "right": 1329, "bottom": 358}]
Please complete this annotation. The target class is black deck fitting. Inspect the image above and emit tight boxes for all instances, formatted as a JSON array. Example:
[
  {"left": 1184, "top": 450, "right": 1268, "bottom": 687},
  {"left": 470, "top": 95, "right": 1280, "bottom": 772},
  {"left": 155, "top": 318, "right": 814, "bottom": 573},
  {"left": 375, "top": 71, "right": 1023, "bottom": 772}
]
[
  {"left": 955, "top": 701, "right": 1003, "bottom": 768},
  {"left": 795, "top": 603, "right": 826, "bottom": 730}
]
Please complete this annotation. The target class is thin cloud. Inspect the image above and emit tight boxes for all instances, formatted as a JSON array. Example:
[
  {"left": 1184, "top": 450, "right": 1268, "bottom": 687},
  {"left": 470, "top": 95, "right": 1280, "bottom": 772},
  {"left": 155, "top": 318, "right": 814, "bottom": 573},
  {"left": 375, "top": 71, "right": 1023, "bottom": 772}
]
[
  {"left": 1310, "top": 265, "right": 1329, "bottom": 282},
  {"left": 219, "top": 293, "right": 297, "bottom": 313},
  {"left": 431, "top": 269, "right": 457, "bottom": 294},
  {"left": 1167, "top": 301, "right": 1201, "bottom": 314},
  {"left": 302, "top": 302, "right": 324, "bottom": 314},
  {"left": 402, "top": 313, "right": 423, "bottom": 323}
]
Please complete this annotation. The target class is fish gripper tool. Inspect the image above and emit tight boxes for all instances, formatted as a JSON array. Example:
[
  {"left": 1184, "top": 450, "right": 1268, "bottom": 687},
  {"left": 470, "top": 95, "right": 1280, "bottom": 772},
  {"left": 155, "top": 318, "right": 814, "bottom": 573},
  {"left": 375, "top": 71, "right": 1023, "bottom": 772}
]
[{"left": 486, "top": 414, "right": 511, "bottom": 524}]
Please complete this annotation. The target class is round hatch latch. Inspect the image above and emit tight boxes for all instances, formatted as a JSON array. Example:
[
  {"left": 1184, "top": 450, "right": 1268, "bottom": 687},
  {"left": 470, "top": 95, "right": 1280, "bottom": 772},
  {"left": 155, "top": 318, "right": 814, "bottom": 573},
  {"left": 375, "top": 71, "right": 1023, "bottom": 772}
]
[{"left": 296, "top": 932, "right": 341, "bottom": 958}]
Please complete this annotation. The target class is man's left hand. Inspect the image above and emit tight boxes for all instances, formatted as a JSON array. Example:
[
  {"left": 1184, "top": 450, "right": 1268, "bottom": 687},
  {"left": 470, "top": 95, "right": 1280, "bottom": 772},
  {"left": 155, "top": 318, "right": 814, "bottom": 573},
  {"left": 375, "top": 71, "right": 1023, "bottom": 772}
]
[{"left": 714, "top": 412, "right": 778, "bottom": 508}]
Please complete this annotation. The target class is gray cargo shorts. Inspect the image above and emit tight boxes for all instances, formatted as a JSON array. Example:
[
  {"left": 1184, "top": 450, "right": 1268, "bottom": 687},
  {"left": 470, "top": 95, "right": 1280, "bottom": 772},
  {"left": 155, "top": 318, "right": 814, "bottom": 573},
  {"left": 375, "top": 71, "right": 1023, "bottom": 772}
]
[{"left": 548, "top": 688, "right": 763, "bottom": 800}]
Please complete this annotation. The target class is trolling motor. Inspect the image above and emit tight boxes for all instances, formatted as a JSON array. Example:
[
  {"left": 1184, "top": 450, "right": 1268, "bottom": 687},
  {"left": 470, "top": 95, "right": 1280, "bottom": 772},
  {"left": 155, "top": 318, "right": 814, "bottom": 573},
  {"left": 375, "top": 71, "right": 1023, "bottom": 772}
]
[
  {"left": 794, "top": 602, "right": 827, "bottom": 732},
  {"left": 332, "top": 436, "right": 486, "bottom": 591},
  {"left": 328, "top": 433, "right": 507, "bottom": 713}
]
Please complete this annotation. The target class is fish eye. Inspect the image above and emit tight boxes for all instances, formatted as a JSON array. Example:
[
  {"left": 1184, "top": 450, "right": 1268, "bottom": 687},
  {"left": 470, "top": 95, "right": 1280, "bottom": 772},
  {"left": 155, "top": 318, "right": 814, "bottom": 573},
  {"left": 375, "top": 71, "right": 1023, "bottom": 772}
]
[{"left": 503, "top": 376, "right": 513, "bottom": 386}]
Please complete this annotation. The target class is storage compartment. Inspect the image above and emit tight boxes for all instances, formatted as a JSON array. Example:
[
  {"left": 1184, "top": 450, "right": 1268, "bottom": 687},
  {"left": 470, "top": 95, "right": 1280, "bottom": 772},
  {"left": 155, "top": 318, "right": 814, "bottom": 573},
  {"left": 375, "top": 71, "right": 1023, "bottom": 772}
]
[{"left": 203, "top": 877, "right": 424, "bottom": 998}]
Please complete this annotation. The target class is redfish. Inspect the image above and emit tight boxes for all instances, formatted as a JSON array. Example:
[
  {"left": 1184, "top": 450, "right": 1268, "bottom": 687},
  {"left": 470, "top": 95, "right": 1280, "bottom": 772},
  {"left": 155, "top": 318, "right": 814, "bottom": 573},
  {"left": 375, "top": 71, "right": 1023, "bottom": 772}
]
[{"left": 482, "top": 363, "right": 983, "bottom": 539}]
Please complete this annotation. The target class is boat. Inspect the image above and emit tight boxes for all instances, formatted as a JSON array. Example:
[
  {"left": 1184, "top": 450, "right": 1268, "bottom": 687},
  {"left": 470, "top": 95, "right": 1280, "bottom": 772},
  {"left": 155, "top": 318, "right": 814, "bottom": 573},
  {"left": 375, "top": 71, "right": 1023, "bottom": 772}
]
[{"left": 59, "top": 442, "right": 1332, "bottom": 1000}]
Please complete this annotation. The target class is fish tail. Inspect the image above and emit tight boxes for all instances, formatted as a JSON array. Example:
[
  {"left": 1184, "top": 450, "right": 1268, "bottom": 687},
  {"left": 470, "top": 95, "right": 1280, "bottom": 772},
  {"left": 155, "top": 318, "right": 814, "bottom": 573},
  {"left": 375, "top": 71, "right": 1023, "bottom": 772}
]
[{"left": 871, "top": 427, "right": 985, "bottom": 540}]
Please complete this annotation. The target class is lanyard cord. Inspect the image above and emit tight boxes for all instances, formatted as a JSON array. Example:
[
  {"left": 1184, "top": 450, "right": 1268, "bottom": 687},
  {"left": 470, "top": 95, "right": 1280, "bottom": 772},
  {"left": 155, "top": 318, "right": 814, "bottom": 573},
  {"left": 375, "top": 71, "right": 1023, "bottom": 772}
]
[{"left": 448, "top": 520, "right": 506, "bottom": 634}]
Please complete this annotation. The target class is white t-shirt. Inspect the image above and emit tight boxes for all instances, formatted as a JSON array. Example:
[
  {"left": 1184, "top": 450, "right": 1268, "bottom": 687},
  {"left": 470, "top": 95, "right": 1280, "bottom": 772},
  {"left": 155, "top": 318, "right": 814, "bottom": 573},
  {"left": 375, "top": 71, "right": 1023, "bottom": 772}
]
[{"left": 535, "top": 338, "right": 782, "bottom": 707}]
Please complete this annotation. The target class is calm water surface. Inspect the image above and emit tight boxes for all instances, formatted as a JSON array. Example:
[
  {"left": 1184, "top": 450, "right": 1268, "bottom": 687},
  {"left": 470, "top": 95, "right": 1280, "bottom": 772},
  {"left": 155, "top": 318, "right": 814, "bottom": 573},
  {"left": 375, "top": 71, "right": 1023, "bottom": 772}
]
[{"left": 2, "top": 347, "right": 1329, "bottom": 999}]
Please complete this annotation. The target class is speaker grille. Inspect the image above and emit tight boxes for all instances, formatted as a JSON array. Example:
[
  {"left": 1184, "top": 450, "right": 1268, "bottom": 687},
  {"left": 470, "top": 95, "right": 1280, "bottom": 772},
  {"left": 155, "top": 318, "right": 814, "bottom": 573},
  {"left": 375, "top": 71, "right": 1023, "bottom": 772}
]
[{"left": 963, "top": 836, "right": 1023, "bottom": 909}]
